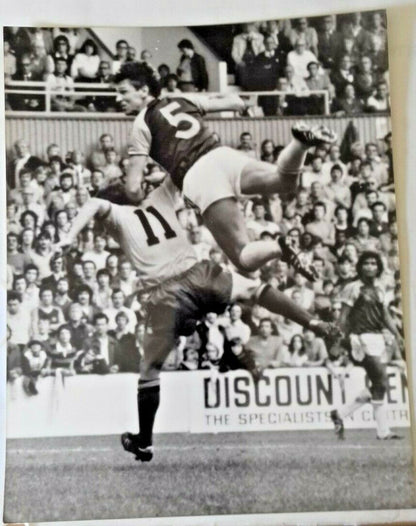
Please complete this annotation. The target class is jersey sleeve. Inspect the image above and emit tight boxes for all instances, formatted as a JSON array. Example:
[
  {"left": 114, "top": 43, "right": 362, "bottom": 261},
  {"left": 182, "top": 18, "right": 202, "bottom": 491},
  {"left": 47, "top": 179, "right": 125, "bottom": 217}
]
[
  {"left": 128, "top": 108, "right": 152, "bottom": 156},
  {"left": 339, "top": 281, "right": 360, "bottom": 307}
]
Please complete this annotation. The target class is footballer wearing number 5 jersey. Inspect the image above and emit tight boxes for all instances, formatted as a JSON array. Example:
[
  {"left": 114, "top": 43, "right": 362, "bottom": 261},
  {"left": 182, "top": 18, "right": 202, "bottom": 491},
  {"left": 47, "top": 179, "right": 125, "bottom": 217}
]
[
  {"left": 59, "top": 178, "right": 340, "bottom": 462},
  {"left": 114, "top": 61, "right": 337, "bottom": 281}
]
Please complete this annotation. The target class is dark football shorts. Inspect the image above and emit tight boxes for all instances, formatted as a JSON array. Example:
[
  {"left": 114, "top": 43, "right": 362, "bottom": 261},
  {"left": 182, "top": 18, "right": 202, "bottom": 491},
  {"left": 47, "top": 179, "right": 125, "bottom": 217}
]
[{"left": 147, "top": 260, "right": 233, "bottom": 338}]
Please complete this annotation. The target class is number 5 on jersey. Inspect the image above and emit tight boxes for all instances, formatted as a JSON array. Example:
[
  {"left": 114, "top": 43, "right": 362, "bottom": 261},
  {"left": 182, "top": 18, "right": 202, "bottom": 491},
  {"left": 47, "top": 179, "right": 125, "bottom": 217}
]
[
  {"left": 160, "top": 101, "right": 201, "bottom": 139},
  {"left": 134, "top": 206, "right": 177, "bottom": 246}
]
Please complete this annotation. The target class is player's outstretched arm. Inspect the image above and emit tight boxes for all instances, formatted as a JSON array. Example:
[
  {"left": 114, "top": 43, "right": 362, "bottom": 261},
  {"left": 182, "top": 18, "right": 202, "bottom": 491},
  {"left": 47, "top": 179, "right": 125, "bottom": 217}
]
[
  {"left": 125, "top": 155, "right": 148, "bottom": 204},
  {"left": 58, "top": 198, "right": 110, "bottom": 250},
  {"left": 195, "top": 93, "right": 254, "bottom": 113}
]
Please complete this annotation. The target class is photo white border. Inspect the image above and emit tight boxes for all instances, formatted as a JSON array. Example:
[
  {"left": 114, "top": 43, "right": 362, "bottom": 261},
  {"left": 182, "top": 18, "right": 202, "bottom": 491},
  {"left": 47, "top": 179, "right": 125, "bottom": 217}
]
[{"left": 1, "top": 1, "right": 415, "bottom": 524}]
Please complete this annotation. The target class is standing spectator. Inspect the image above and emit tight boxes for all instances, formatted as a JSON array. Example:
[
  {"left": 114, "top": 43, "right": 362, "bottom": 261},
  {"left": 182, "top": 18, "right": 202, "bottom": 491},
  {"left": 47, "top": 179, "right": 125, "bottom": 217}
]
[
  {"left": 331, "top": 84, "right": 364, "bottom": 115},
  {"left": 224, "top": 304, "right": 251, "bottom": 344},
  {"left": 324, "top": 165, "right": 352, "bottom": 208},
  {"left": 66, "top": 302, "right": 91, "bottom": 351},
  {"left": 112, "top": 260, "right": 137, "bottom": 297},
  {"left": 75, "top": 285, "right": 98, "bottom": 323},
  {"left": 330, "top": 55, "right": 354, "bottom": 98},
  {"left": 41, "top": 253, "right": 67, "bottom": 293},
  {"left": 7, "top": 231, "right": 29, "bottom": 275},
  {"left": 29, "top": 42, "right": 54, "bottom": 80},
  {"left": 333, "top": 17, "right": 363, "bottom": 66},
  {"left": 102, "top": 149, "right": 123, "bottom": 182},
  {"left": 47, "top": 171, "right": 77, "bottom": 216},
  {"left": 157, "top": 63, "right": 171, "bottom": 88},
  {"left": 317, "top": 15, "right": 339, "bottom": 69},
  {"left": 289, "top": 18, "right": 318, "bottom": 56},
  {"left": 22, "top": 340, "right": 48, "bottom": 395},
  {"left": 246, "top": 198, "right": 280, "bottom": 240},
  {"left": 365, "top": 81, "right": 390, "bottom": 113},
  {"left": 105, "top": 289, "right": 137, "bottom": 332},
  {"left": 68, "top": 151, "right": 91, "bottom": 188},
  {"left": 254, "top": 35, "right": 281, "bottom": 116},
  {"left": 353, "top": 55, "right": 380, "bottom": 102},
  {"left": 321, "top": 144, "right": 347, "bottom": 183},
  {"left": 89, "top": 133, "right": 117, "bottom": 171},
  {"left": 93, "top": 269, "right": 113, "bottom": 310},
  {"left": 52, "top": 35, "right": 74, "bottom": 71},
  {"left": 47, "top": 324, "right": 77, "bottom": 375},
  {"left": 7, "top": 291, "right": 32, "bottom": 347},
  {"left": 176, "top": 39, "right": 208, "bottom": 92},
  {"left": 46, "top": 57, "right": 85, "bottom": 112},
  {"left": 260, "top": 140, "right": 277, "bottom": 164},
  {"left": 232, "top": 23, "right": 265, "bottom": 88},
  {"left": 287, "top": 38, "right": 318, "bottom": 79},
  {"left": 353, "top": 217, "right": 381, "bottom": 254},
  {"left": 30, "top": 232, "right": 55, "bottom": 280},
  {"left": 31, "top": 285, "right": 65, "bottom": 334},
  {"left": 370, "top": 201, "right": 389, "bottom": 237},
  {"left": 88, "top": 313, "right": 120, "bottom": 373},
  {"left": 305, "top": 202, "right": 335, "bottom": 246},
  {"left": 284, "top": 272, "right": 315, "bottom": 311},
  {"left": 161, "top": 74, "right": 182, "bottom": 96},
  {"left": 237, "top": 132, "right": 257, "bottom": 159},
  {"left": 87, "top": 60, "right": 117, "bottom": 112},
  {"left": 53, "top": 277, "right": 72, "bottom": 318},
  {"left": 248, "top": 318, "right": 284, "bottom": 370},
  {"left": 303, "top": 328, "right": 328, "bottom": 366},
  {"left": 70, "top": 39, "right": 100, "bottom": 81},
  {"left": 4, "top": 39, "right": 17, "bottom": 80},
  {"left": 108, "top": 311, "right": 140, "bottom": 372},
  {"left": 112, "top": 40, "right": 129, "bottom": 75}
]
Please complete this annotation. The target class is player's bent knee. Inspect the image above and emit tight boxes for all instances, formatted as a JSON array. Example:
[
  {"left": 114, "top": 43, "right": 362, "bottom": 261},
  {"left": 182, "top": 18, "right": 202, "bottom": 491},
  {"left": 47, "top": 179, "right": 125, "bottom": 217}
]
[{"left": 139, "top": 360, "right": 162, "bottom": 382}]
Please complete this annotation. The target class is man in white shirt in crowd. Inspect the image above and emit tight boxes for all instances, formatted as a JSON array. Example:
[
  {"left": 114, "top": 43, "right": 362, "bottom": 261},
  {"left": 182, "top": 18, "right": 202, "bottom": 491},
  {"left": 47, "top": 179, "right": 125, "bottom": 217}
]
[
  {"left": 224, "top": 303, "right": 251, "bottom": 344},
  {"left": 113, "top": 259, "right": 138, "bottom": 297},
  {"left": 105, "top": 288, "right": 137, "bottom": 333},
  {"left": 287, "top": 38, "right": 319, "bottom": 79},
  {"left": 246, "top": 198, "right": 280, "bottom": 240}
]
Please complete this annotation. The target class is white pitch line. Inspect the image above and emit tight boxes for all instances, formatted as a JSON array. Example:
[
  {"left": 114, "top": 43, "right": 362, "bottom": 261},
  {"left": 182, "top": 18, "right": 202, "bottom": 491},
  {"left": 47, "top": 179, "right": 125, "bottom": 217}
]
[{"left": 7, "top": 443, "right": 411, "bottom": 454}]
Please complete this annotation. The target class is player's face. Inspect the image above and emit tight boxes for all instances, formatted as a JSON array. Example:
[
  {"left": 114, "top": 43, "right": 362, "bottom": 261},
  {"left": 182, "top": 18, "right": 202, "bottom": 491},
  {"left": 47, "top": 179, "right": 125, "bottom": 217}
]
[
  {"left": 116, "top": 79, "right": 149, "bottom": 114},
  {"left": 361, "top": 258, "right": 379, "bottom": 278}
]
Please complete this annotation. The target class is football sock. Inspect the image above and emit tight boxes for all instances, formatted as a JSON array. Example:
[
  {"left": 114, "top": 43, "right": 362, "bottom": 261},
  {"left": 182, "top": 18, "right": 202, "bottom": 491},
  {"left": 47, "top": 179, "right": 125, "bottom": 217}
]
[
  {"left": 276, "top": 138, "right": 309, "bottom": 176},
  {"left": 372, "top": 400, "right": 391, "bottom": 438},
  {"left": 257, "top": 284, "right": 312, "bottom": 327},
  {"left": 138, "top": 380, "right": 160, "bottom": 447},
  {"left": 239, "top": 241, "right": 279, "bottom": 271},
  {"left": 339, "top": 388, "right": 372, "bottom": 419}
]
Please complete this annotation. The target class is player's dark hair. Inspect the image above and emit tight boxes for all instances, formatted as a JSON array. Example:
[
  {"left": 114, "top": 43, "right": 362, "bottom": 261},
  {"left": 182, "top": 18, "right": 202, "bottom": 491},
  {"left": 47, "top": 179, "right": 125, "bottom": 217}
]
[
  {"left": 114, "top": 61, "right": 161, "bottom": 97},
  {"left": 356, "top": 250, "right": 384, "bottom": 278}
]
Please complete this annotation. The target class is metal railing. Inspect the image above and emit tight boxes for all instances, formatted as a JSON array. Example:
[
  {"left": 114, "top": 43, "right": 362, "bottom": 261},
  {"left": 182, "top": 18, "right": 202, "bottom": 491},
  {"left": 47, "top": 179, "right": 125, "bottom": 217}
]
[{"left": 4, "top": 80, "right": 331, "bottom": 116}]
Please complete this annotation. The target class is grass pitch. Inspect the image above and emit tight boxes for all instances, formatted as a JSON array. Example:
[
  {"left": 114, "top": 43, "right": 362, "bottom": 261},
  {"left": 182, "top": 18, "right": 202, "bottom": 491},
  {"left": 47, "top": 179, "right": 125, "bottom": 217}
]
[{"left": 4, "top": 429, "right": 416, "bottom": 523}]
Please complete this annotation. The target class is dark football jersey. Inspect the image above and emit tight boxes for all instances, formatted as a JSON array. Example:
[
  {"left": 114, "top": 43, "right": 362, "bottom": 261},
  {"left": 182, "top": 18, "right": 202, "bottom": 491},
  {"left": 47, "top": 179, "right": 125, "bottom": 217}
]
[
  {"left": 340, "top": 280, "right": 387, "bottom": 334},
  {"left": 129, "top": 96, "right": 219, "bottom": 189}
]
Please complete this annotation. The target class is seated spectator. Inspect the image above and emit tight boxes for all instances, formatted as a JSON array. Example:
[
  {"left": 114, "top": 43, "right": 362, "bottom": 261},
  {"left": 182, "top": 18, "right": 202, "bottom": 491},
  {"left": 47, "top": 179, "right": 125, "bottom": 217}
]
[
  {"left": 47, "top": 171, "right": 77, "bottom": 216},
  {"left": 331, "top": 84, "right": 364, "bottom": 115},
  {"left": 282, "top": 334, "right": 308, "bottom": 366},
  {"left": 364, "top": 141, "right": 389, "bottom": 188},
  {"left": 200, "top": 344, "right": 222, "bottom": 370},
  {"left": 89, "top": 169, "right": 106, "bottom": 196},
  {"left": 304, "top": 61, "right": 334, "bottom": 114},
  {"left": 260, "top": 139, "right": 277, "bottom": 163},
  {"left": 218, "top": 337, "right": 260, "bottom": 380},
  {"left": 46, "top": 324, "right": 77, "bottom": 375},
  {"left": 285, "top": 187, "right": 311, "bottom": 219},
  {"left": 30, "top": 231, "right": 56, "bottom": 280},
  {"left": 70, "top": 38, "right": 100, "bottom": 81},
  {"left": 333, "top": 205, "right": 354, "bottom": 238},
  {"left": 330, "top": 54, "right": 354, "bottom": 98},
  {"left": 317, "top": 15, "right": 339, "bottom": 69},
  {"left": 281, "top": 64, "right": 309, "bottom": 114},
  {"left": 176, "top": 39, "right": 208, "bottom": 92},
  {"left": 248, "top": 317, "right": 284, "bottom": 369},
  {"left": 81, "top": 234, "right": 110, "bottom": 271},
  {"left": 231, "top": 22, "right": 265, "bottom": 88},
  {"left": 305, "top": 202, "right": 335, "bottom": 246},
  {"left": 237, "top": 131, "right": 257, "bottom": 159},
  {"left": 111, "top": 39, "right": 129, "bottom": 75},
  {"left": 289, "top": 18, "right": 318, "bottom": 56},
  {"left": 224, "top": 304, "right": 251, "bottom": 344},
  {"left": 46, "top": 57, "right": 87, "bottom": 112},
  {"left": 85, "top": 60, "right": 117, "bottom": 112},
  {"left": 89, "top": 133, "right": 116, "bottom": 171},
  {"left": 9, "top": 54, "right": 45, "bottom": 111},
  {"left": 105, "top": 288, "right": 137, "bottom": 333},
  {"left": 246, "top": 198, "right": 280, "bottom": 240},
  {"left": 102, "top": 149, "right": 123, "bottom": 182},
  {"left": 302, "top": 328, "right": 328, "bottom": 366},
  {"left": 287, "top": 38, "right": 318, "bottom": 79},
  {"left": 161, "top": 74, "right": 182, "bottom": 96},
  {"left": 321, "top": 144, "right": 347, "bottom": 183},
  {"left": 352, "top": 217, "right": 381, "bottom": 254},
  {"left": 52, "top": 35, "right": 74, "bottom": 71},
  {"left": 178, "top": 347, "right": 199, "bottom": 371},
  {"left": 353, "top": 55, "right": 380, "bottom": 102},
  {"left": 108, "top": 311, "right": 140, "bottom": 372},
  {"left": 365, "top": 81, "right": 390, "bottom": 112},
  {"left": 54, "top": 209, "right": 71, "bottom": 241},
  {"left": 29, "top": 42, "right": 54, "bottom": 80},
  {"left": 22, "top": 339, "right": 48, "bottom": 394},
  {"left": 66, "top": 302, "right": 92, "bottom": 351}
]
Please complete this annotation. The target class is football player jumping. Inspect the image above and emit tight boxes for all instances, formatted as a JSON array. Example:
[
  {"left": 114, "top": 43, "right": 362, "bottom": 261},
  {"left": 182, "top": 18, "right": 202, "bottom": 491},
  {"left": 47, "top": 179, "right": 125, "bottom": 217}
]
[
  {"left": 114, "top": 61, "right": 337, "bottom": 281},
  {"left": 60, "top": 179, "right": 341, "bottom": 462}
]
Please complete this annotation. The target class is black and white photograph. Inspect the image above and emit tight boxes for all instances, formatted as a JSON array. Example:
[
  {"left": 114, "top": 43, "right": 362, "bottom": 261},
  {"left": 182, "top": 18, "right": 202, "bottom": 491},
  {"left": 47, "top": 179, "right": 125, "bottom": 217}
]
[{"left": 2, "top": 6, "right": 416, "bottom": 525}]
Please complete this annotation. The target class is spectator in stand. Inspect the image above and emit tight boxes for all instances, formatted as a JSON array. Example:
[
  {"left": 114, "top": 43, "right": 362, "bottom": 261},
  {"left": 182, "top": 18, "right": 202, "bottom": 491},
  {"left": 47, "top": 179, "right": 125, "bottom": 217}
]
[
  {"left": 105, "top": 288, "right": 137, "bottom": 333},
  {"left": 157, "top": 63, "right": 171, "bottom": 88},
  {"left": 176, "top": 39, "right": 208, "bottom": 92},
  {"left": 92, "top": 268, "right": 113, "bottom": 310},
  {"left": 365, "top": 81, "right": 390, "bottom": 113},
  {"left": 224, "top": 304, "right": 251, "bottom": 344},
  {"left": 70, "top": 39, "right": 100, "bottom": 81},
  {"left": 89, "top": 170, "right": 106, "bottom": 197},
  {"left": 52, "top": 35, "right": 73, "bottom": 71},
  {"left": 74, "top": 345, "right": 110, "bottom": 374},
  {"left": 46, "top": 324, "right": 77, "bottom": 375},
  {"left": 54, "top": 209, "right": 71, "bottom": 241},
  {"left": 188, "top": 226, "right": 211, "bottom": 261},
  {"left": 108, "top": 311, "right": 140, "bottom": 372},
  {"left": 260, "top": 140, "right": 277, "bottom": 164},
  {"left": 161, "top": 74, "right": 182, "bottom": 96},
  {"left": 305, "top": 202, "right": 335, "bottom": 246},
  {"left": 237, "top": 131, "right": 257, "bottom": 159},
  {"left": 112, "top": 259, "right": 137, "bottom": 297},
  {"left": 4, "top": 27, "right": 32, "bottom": 61},
  {"left": 331, "top": 84, "right": 364, "bottom": 116},
  {"left": 53, "top": 277, "right": 72, "bottom": 318},
  {"left": 254, "top": 35, "right": 281, "bottom": 116},
  {"left": 322, "top": 144, "right": 347, "bottom": 183},
  {"left": 17, "top": 186, "right": 46, "bottom": 225},
  {"left": 304, "top": 61, "right": 334, "bottom": 114},
  {"left": 86, "top": 60, "right": 117, "bottom": 112},
  {"left": 75, "top": 284, "right": 98, "bottom": 323},
  {"left": 7, "top": 325, "right": 23, "bottom": 382},
  {"left": 301, "top": 155, "right": 324, "bottom": 189},
  {"left": 47, "top": 171, "right": 77, "bottom": 216},
  {"left": 41, "top": 253, "right": 67, "bottom": 293},
  {"left": 112, "top": 40, "right": 129, "bottom": 75},
  {"left": 126, "top": 47, "right": 137, "bottom": 62},
  {"left": 352, "top": 217, "right": 381, "bottom": 254},
  {"left": 353, "top": 55, "right": 380, "bottom": 102},
  {"left": 333, "top": 16, "right": 362, "bottom": 67},
  {"left": 27, "top": 28, "right": 54, "bottom": 55},
  {"left": 302, "top": 328, "right": 328, "bottom": 366},
  {"left": 308, "top": 181, "right": 335, "bottom": 221},
  {"left": 332, "top": 254, "right": 357, "bottom": 298},
  {"left": 13, "top": 273, "right": 37, "bottom": 311},
  {"left": 4, "top": 39, "right": 17, "bottom": 80},
  {"left": 140, "top": 50, "right": 158, "bottom": 75},
  {"left": 333, "top": 205, "right": 354, "bottom": 238},
  {"left": 31, "top": 285, "right": 65, "bottom": 335},
  {"left": 89, "top": 133, "right": 117, "bottom": 171},
  {"left": 364, "top": 141, "right": 389, "bottom": 188},
  {"left": 22, "top": 340, "right": 48, "bottom": 394},
  {"left": 366, "top": 11, "right": 388, "bottom": 72},
  {"left": 66, "top": 302, "right": 91, "bottom": 350},
  {"left": 232, "top": 23, "right": 265, "bottom": 88},
  {"left": 287, "top": 38, "right": 318, "bottom": 79},
  {"left": 87, "top": 313, "right": 120, "bottom": 373},
  {"left": 46, "top": 57, "right": 86, "bottom": 112},
  {"left": 246, "top": 198, "right": 280, "bottom": 240},
  {"left": 196, "top": 312, "right": 225, "bottom": 364},
  {"left": 9, "top": 54, "right": 45, "bottom": 111},
  {"left": 289, "top": 18, "right": 318, "bottom": 56},
  {"left": 317, "top": 15, "right": 339, "bottom": 69},
  {"left": 8, "top": 291, "right": 33, "bottom": 348},
  {"left": 324, "top": 164, "right": 352, "bottom": 209},
  {"left": 29, "top": 42, "right": 54, "bottom": 80},
  {"left": 178, "top": 347, "right": 199, "bottom": 371},
  {"left": 102, "top": 149, "right": 123, "bottom": 182},
  {"left": 370, "top": 201, "right": 389, "bottom": 237},
  {"left": 282, "top": 334, "right": 308, "bottom": 367},
  {"left": 281, "top": 64, "right": 309, "bottom": 114},
  {"left": 330, "top": 54, "right": 354, "bottom": 98},
  {"left": 284, "top": 272, "right": 315, "bottom": 311},
  {"left": 248, "top": 317, "right": 284, "bottom": 370},
  {"left": 20, "top": 227, "right": 37, "bottom": 258},
  {"left": 52, "top": 28, "right": 80, "bottom": 56}
]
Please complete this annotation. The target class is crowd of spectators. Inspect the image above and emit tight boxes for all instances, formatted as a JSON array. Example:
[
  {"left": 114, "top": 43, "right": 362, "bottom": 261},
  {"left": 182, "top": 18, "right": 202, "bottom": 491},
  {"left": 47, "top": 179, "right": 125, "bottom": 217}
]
[
  {"left": 6, "top": 123, "right": 405, "bottom": 395},
  {"left": 4, "top": 12, "right": 390, "bottom": 116},
  {"left": 4, "top": 28, "right": 209, "bottom": 112},
  {"left": 230, "top": 11, "right": 390, "bottom": 115}
]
